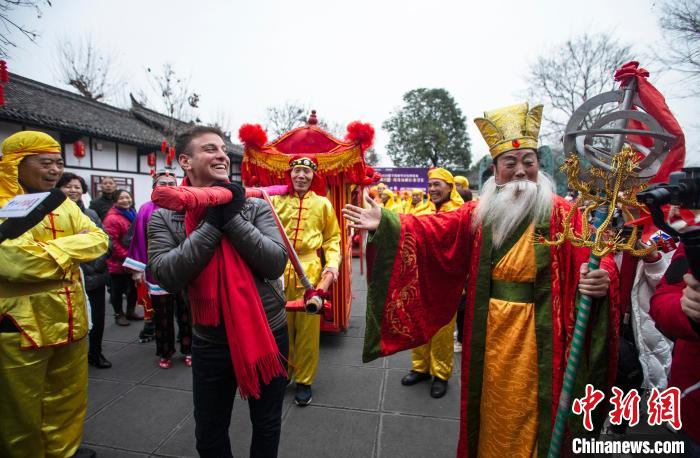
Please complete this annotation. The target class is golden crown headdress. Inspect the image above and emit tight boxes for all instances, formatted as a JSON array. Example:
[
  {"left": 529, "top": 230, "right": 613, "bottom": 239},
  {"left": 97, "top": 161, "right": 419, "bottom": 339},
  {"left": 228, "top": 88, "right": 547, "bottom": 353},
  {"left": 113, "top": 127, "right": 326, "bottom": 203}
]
[{"left": 473, "top": 102, "right": 543, "bottom": 159}]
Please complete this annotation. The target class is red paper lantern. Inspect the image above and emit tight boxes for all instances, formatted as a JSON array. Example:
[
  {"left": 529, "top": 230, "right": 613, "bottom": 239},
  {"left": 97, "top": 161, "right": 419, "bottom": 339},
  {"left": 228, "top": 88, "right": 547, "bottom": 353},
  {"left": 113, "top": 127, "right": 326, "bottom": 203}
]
[
  {"left": 73, "top": 141, "right": 86, "bottom": 159},
  {"left": 147, "top": 152, "right": 156, "bottom": 167},
  {"left": 161, "top": 139, "right": 167, "bottom": 153},
  {"left": 0, "top": 60, "right": 8, "bottom": 84}
]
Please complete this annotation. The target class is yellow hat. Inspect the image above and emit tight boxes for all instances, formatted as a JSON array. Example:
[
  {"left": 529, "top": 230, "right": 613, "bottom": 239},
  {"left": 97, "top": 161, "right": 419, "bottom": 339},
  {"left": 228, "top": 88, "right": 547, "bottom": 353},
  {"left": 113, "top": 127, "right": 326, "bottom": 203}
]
[
  {"left": 0, "top": 131, "right": 61, "bottom": 204},
  {"left": 474, "top": 102, "right": 543, "bottom": 159},
  {"left": 428, "top": 167, "right": 464, "bottom": 207},
  {"left": 454, "top": 175, "right": 469, "bottom": 189}
]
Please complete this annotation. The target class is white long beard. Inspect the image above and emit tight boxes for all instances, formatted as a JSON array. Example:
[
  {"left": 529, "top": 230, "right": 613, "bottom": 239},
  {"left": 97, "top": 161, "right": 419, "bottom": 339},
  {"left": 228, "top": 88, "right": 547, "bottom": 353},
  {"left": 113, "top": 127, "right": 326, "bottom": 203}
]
[{"left": 473, "top": 172, "right": 554, "bottom": 249}]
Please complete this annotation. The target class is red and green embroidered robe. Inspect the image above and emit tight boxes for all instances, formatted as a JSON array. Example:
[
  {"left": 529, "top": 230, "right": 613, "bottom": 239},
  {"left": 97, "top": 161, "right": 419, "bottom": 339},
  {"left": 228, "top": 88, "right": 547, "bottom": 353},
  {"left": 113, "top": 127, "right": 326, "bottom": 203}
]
[{"left": 363, "top": 196, "right": 620, "bottom": 457}]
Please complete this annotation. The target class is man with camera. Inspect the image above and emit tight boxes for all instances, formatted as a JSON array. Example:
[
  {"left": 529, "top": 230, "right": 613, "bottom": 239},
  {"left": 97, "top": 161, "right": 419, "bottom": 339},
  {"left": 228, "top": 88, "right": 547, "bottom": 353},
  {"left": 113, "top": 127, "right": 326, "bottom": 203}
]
[
  {"left": 147, "top": 126, "right": 289, "bottom": 457},
  {"left": 650, "top": 243, "right": 700, "bottom": 453}
]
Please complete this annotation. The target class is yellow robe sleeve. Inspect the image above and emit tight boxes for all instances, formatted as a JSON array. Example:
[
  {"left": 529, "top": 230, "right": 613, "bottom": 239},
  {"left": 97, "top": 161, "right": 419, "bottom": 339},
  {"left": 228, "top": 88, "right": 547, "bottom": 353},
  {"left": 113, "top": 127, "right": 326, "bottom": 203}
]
[
  {"left": 321, "top": 198, "right": 341, "bottom": 270},
  {"left": 0, "top": 202, "right": 108, "bottom": 282}
]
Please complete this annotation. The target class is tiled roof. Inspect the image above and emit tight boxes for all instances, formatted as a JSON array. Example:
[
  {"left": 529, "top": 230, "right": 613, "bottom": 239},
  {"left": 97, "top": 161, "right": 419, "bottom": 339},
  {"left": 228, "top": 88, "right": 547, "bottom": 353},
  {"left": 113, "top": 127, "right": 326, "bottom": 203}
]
[{"left": 0, "top": 73, "right": 242, "bottom": 157}]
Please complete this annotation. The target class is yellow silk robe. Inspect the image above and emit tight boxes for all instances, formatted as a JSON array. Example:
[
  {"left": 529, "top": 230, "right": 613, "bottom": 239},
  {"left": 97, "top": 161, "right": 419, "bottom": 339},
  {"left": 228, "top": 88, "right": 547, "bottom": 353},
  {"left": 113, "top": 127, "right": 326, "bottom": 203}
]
[
  {"left": 272, "top": 191, "right": 341, "bottom": 385},
  {"left": 0, "top": 199, "right": 108, "bottom": 348}
]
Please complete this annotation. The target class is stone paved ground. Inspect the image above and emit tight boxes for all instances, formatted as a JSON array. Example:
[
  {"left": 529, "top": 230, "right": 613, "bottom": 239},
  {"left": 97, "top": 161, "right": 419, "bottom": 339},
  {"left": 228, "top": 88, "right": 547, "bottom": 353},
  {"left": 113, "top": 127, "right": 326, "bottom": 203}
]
[
  {"left": 83, "top": 259, "right": 461, "bottom": 457},
  {"left": 83, "top": 258, "right": 676, "bottom": 457}
]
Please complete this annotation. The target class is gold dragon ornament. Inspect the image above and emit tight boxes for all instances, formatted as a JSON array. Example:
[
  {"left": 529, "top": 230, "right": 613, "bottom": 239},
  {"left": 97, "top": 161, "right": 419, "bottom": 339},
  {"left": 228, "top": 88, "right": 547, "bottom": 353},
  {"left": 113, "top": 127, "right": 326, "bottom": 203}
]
[{"left": 537, "top": 144, "right": 656, "bottom": 259}]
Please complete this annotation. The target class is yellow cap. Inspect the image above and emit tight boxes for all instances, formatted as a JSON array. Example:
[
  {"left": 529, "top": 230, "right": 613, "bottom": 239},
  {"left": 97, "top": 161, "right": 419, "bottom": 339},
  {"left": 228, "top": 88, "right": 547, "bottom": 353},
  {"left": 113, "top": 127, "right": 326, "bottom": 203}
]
[
  {"left": 474, "top": 102, "right": 542, "bottom": 159},
  {"left": 428, "top": 168, "right": 464, "bottom": 207},
  {"left": 0, "top": 131, "right": 61, "bottom": 204},
  {"left": 454, "top": 175, "right": 469, "bottom": 188}
]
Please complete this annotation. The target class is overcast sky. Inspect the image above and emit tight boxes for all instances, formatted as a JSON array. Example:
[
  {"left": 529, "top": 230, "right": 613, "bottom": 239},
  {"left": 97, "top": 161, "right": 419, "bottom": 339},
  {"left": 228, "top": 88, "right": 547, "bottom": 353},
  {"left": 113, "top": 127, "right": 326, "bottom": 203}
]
[{"left": 6, "top": 0, "right": 700, "bottom": 167}]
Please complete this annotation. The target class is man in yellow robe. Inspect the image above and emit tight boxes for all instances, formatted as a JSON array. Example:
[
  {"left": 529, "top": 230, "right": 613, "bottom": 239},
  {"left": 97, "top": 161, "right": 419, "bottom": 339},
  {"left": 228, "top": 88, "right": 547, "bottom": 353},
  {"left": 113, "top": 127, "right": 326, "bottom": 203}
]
[
  {"left": 272, "top": 156, "right": 341, "bottom": 406},
  {"left": 379, "top": 188, "right": 402, "bottom": 213},
  {"left": 407, "top": 188, "right": 430, "bottom": 215},
  {"left": 401, "top": 168, "right": 464, "bottom": 398},
  {"left": 0, "top": 131, "right": 109, "bottom": 458}
]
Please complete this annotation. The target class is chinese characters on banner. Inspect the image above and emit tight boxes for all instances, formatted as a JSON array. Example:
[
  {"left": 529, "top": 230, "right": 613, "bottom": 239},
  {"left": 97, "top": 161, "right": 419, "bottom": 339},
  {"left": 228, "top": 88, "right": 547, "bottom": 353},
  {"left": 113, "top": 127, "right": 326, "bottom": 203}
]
[
  {"left": 572, "top": 384, "right": 682, "bottom": 431},
  {"left": 373, "top": 167, "right": 428, "bottom": 191}
]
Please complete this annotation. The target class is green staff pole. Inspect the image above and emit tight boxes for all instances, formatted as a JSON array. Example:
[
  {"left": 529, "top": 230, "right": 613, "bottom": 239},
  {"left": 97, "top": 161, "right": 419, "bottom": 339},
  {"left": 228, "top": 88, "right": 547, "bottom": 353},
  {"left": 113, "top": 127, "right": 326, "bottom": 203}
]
[{"left": 547, "top": 248, "right": 602, "bottom": 458}]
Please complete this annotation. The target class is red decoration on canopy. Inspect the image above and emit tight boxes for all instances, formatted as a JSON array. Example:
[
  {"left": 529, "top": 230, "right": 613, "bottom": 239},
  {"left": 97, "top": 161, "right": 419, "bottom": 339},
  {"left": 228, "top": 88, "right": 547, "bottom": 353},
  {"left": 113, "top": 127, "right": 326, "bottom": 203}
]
[
  {"left": 73, "top": 141, "right": 86, "bottom": 160},
  {"left": 308, "top": 110, "right": 318, "bottom": 125},
  {"left": 0, "top": 85, "right": 4, "bottom": 106},
  {"left": 147, "top": 152, "right": 157, "bottom": 167},
  {"left": 161, "top": 139, "right": 167, "bottom": 153},
  {"left": 345, "top": 121, "right": 375, "bottom": 151},
  {"left": 238, "top": 124, "right": 268, "bottom": 149}
]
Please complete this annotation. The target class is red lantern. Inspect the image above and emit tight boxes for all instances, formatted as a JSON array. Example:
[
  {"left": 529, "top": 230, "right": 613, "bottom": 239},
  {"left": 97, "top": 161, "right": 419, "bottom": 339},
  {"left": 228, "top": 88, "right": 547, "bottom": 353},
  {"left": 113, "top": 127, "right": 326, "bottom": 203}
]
[
  {"left": 0, "top": 61, "right": 8, "bottom": 84},
  {"left": 161, "top": 139, "right": 167, "bottom": 153},
  {"left": 73, "top": 141, "right": 86, "bottom": 159},
  {"left": 147, "top": 152, "right": 156, "bottom": 167}
]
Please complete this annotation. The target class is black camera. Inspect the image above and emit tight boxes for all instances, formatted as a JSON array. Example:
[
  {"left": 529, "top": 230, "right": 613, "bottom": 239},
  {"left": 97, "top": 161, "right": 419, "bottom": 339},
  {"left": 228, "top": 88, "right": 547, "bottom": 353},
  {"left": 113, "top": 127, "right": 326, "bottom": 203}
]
[
  {"left": 637, "top": 167, "right": 700, "bottom": 210},
  {"left": 636, "top": 167, "right": 700, "bottom": 279}
]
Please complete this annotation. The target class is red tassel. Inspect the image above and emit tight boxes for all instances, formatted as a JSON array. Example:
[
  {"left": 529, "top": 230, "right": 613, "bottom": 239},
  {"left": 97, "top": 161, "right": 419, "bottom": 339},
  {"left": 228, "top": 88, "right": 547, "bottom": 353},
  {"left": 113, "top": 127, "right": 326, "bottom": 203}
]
[
  {"left": 0, "top": 85, "right": 4, "bottom": 106},
  {"left": 238, "top": 124, "right": 267, "bottom": 149},
  {"left": 0, "top": 60, "right": 8, "bottom": 84},
  {"left": 345, "top": 121, "right": 375, "bottom": 151},
  {"left": 161, "top": 139, "right": 167, "bottom": 153}
]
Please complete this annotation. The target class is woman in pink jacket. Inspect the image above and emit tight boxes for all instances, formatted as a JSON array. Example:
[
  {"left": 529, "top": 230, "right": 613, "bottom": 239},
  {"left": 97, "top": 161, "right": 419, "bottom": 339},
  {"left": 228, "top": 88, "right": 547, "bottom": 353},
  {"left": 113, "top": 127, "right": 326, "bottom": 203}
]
[{"left": 102, "top": 189, "right": 140, "bottom": 326}]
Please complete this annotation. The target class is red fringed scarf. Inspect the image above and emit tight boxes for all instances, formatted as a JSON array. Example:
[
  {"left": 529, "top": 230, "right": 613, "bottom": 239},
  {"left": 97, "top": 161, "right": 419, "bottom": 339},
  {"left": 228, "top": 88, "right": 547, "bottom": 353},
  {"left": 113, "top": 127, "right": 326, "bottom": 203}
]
[{"left": 182, "top": 179, "right": 287, "bottom": 399}]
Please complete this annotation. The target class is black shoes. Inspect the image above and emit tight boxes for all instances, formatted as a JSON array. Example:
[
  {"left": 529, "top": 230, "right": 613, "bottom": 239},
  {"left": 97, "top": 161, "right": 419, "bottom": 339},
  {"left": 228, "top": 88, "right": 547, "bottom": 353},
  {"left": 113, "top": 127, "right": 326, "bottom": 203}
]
[
  {"left": 401, "top": 370, "right": 431, "bottom": 386},
  {"left": 88, "top": 353, "right": 112, "bottom": 369},
  {"left": 430, "top": 377, "right": 448, "bottom": 398},
  {"left": 139, "top": 320, "right": 155, "bottom": 343},
  {"left": 295, "top": 383, "right": 312, "bottom": 406}
]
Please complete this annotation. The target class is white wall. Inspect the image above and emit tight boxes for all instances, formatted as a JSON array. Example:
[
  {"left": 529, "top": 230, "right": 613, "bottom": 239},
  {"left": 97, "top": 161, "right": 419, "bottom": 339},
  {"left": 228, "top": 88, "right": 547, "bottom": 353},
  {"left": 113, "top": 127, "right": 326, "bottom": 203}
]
[
  {"left": 117, "top": 144, "right": 138, "bottom": 172},
  {"left": 92, "top": 140, "right": 117, "bottom": 170}
]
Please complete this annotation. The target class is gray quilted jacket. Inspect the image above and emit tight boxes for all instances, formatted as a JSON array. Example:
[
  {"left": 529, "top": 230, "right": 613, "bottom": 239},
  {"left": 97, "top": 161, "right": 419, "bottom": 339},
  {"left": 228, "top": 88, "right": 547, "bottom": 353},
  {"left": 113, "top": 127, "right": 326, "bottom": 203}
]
[{"left": 147, "top": 197, "right": 288, "bottom": 339}]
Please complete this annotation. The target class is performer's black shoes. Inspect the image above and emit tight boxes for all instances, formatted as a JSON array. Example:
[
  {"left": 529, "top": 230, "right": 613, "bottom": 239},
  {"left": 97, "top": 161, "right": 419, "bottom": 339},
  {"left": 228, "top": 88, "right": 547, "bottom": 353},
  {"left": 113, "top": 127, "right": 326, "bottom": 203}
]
[
  {"left": 401, "top": 371, "right": 431, "bottom": 386},
  {"left": 88, "top": 353, "right": 112, "bottom": 369},
  {"left": 430, "top": 377, "right": 448, "bottom": 398},
  {"left": 295, "top": 383, "right": 312, "bottom": 406}
]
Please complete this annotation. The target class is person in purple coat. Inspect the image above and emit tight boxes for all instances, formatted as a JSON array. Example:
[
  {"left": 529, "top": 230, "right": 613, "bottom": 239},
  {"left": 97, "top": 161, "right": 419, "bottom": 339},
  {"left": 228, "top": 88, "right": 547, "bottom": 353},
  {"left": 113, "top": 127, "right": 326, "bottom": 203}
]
[{"left": 124, "top": 169, "right": 192, "bottom": 369}]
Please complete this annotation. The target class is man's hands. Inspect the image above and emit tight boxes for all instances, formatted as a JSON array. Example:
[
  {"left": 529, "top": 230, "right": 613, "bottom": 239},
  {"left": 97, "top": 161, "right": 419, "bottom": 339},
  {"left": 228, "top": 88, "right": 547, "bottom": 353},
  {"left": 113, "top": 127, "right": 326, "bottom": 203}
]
[
  {"left": 131, "top": 271, "right": 145, "bottom": 283},
  {"left": 342, "top": 196, "right": 382, "bottom": 231},
  {"left": 578, "top": 263, "right": 611, "bottom": 298},
  {"left": 204, "top": 182, "right": 246, "bottom": 228},
  {"left": 681, "top": 273, "right": 700, "bottom": 323}
]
